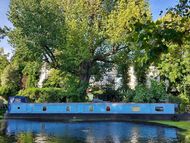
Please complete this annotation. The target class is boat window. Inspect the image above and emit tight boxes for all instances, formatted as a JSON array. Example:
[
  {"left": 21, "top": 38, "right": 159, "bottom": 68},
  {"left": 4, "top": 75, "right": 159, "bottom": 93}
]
[
  {"left": 15, "top": 98, "right": 21, "bottom": 103},
  {"left": 89, "top": 106, "right": 93, "bottom": 112},
  {"left": 42, "top": 106, "right": 47, "bottom": 111},
  {"left": 155, "top": 106, "right": 164, "bottom": 112},
  {"left": 106, "top": 106, "right": 111, "bottom": 112},
  {"left": 132, "top": 106, "right": 140, "bottom": 112},
  {"left": 66, "top": 106, "right": 70, "bottom": 112},
  {"left": 17, "top": 107, "right": 20, "bottom": 109}
]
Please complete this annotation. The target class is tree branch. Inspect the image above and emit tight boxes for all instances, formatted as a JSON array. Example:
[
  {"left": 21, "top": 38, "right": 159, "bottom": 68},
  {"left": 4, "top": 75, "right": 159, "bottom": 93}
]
[
  {"left": 93, "top": 44, "right": 128, "bottom": 62},
  {"left": 0, "top": 26, "right": 9, "bottom": 39},
  {"left": 42, "top": 45, "right": 58, "bottom": 68}
]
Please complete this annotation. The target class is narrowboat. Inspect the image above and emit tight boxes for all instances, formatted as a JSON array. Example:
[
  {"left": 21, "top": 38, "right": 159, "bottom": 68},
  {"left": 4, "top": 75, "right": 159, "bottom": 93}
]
[{"left": 4, "top": 96, "right": 185, "bottom": 121}]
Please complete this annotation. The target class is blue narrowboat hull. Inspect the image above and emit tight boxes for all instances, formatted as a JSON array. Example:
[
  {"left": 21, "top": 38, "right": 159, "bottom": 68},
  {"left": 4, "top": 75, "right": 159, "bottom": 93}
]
[
  {"left": 5, "top": 113, "right": 179, "bottom": 121},
  {"left": 5, "top": 103, "right": 182, "bottom": 121}
]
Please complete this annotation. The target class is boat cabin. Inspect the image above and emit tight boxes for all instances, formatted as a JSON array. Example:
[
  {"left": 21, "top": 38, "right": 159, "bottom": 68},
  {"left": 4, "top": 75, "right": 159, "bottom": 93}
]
[{"left": 8, "top": 96, "right": 28, "bottom": 104}]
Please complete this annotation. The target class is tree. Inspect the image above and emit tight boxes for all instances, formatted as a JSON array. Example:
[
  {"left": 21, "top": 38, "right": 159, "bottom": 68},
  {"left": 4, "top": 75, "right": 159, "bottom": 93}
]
[
  {"left": 7, "top": 0, "right": 67, "bottom": 98},
  {"left": 22, "top": 62, "right": 41, "bottom": 88},
  {"left": 157, "top": 2, "right": 190, "bottom": 110},
  {"left": 0, "top": 48, "right": 9, "bottom": 83},
  {"left": 1, "top": 64, "right": 20, "bottom": 88},
  {"left": 8, "top": 0, "right": 151, "bottom": 100},
  {"left": 43, "top": 68, "right": 79, "bottom": 89},
  {"left": 0, "top": 26, "right": 9, "bottom": 40},
  {"left": 115, "top": 0, "right": 189, "bottom": 88},
  {"left": 107, "top": 0, "right": 151, "bottom": 88},
  {"left": 0, "top": 63, "right": 21, "bottom": 98},
  {"left": 9, "top": 0, "right": 65, "bottom": 67}
]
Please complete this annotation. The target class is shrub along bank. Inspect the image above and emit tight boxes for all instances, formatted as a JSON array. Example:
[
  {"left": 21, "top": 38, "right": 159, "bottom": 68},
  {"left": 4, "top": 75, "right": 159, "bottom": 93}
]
[{"left": 18, "top": 88, "right": 69, "bottom": 103}]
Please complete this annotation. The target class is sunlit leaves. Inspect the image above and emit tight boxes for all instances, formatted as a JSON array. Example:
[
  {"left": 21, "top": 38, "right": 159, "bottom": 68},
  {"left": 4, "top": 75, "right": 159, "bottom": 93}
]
[
  {"left": 9, "top": 0, "right": 65, "bottom": 66},
  {"left": 0, "top": 48, "right": 9, "bottom": 82},
  {"left": 106, "top": 0, "right": 151, "bottom": 44}
]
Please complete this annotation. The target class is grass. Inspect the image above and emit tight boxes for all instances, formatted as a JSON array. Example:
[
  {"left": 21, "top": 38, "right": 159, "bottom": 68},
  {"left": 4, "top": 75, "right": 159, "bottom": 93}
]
[
  {"left": 148, "top": 120, "right": 190, "bottom": 142},
  {"left": 150, "top": 121, "right": 190, "bottom": 130}
]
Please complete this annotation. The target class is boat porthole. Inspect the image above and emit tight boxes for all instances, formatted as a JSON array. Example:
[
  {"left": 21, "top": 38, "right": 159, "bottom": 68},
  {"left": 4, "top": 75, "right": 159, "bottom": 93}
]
[
  {"left": 66, "top": 106, "right": 70, "bottom": 112},
  {"left": 17, "top": 107, "right": 20, "bottom": 109},
  {"left": 106, "top": 106, "right": 110, "bottom": 112},
  {"left": 42, "top": 106, "right": 47, "bottom": 111},
  {"left": 89, "top": 106, "right": 93, "bottom": 112},
  {"left": 155, "top": 106, "right": 164, "bottom": 112}
]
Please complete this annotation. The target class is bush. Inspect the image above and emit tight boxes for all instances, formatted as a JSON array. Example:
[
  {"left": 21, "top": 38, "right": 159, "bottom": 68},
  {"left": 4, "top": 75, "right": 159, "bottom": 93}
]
[
  {"left": 167, "top": 93, "right": 190, "bottom": 113},
  {"left": 179, "top": 93, "right": 190, "bottom": 113},
  {"left": 1, "top": 64, "right": 20, "bottom": 88},
  {"left": 97, "top": 88, "right": 122, "bottom": 102},
  {"left": 0, "top": 86, "right": 18, "bottom": 100},
  {"left": 122, "top": 80, "right": 168, "bottom": 103},
  {"left": 22, "top": 62, "right": 41, "bottom": 88},
  {"left": 168, "top": 95, "right": 182, "bottom": 104},
  {"left": 18, "top": 88, "right": 69, "bottom": 103},
  {"left": 146, "top": 80, "right": 168, "bottom": 103},
  {"left": 133, "top": 84, "right": 149, "bottom": 103}
]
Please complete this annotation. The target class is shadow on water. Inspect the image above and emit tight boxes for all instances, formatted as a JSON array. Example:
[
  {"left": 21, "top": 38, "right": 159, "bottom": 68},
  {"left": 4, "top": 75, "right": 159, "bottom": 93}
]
[{"left": 0, "top": 119, "right": 180, "bottom": 143}]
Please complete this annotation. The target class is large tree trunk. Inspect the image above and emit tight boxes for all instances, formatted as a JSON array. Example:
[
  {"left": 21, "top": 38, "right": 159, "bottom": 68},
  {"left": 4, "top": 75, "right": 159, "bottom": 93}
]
[{"left": 78, "top": 60, "right": 93, "bottom": 101}]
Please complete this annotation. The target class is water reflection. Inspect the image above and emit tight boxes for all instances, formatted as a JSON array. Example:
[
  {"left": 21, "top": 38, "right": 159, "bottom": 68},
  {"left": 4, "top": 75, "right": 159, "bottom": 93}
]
[{"left": 0, "top": 119, "right": 179, "bottom": 143}]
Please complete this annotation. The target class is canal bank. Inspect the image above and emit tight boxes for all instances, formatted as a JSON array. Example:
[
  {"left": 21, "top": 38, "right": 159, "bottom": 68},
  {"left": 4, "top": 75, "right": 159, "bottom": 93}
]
[
  {"left": 148, "top": 121, "right": 190, "bottom": 143},
  {"left": 117, "top": 119, "right": 190, "bottom": 142}
]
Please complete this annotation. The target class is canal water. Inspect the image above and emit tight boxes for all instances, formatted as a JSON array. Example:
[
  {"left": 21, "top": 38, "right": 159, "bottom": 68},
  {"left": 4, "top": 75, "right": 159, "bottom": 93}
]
[{"left": 0, "top": 120, "right": 180, "bottom": 143}]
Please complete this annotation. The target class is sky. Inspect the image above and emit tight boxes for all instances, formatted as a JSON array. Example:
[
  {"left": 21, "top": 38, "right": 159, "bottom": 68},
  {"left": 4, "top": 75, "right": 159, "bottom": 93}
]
[{"left": 0, "top": 0, "right": 178, "bottom": 55}]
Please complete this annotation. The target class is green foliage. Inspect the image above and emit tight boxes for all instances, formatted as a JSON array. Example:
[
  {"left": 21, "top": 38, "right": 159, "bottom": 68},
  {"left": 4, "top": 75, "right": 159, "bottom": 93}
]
[
  {"left": 18, "top": 88, "right": 68, "bottom": 103},
  {"left": 121, "top": 88, "right": 135, "bottom": 102},
  {"left": 100, "top": 88, "right": 122, "bottom": 102},
  {"left": 115, "top": 1, "right": 189, "bottom": 87},
  {"left": 22, "top": 62, "right": 41, "bottom": 88},
  {"left": 0, "top": 86, "right": 17, "bottom": 99},
  {"left": 0, "top": 48, "right": 9, "bottom": 82},
  {"left": 43, "top": 69, "right": 71, "bottom": 88},
  {"left": 90, "top": 86, "right": 104, "bottom": 96},
  {"left": 1, "top": 64, "right": 20, "bottom": 87},
  {"left": 8, "top": 0, "right": 153, "bottom": 100},
  {"left": 89, "top": 85, "right": 123, "bottom": 102},
  {"left": 17, "top": 133, "right": 33, "bottom": 143},
  {"left": 6, "top": 0, "right": 190, "bottom": 103},
  {"left": 147, "top": 80, "right": 168, "bottom": 102},
  {"left": 0, "top": 63, "right": 21, "bottom": 99},
  {"left": 179, "top": 93, "right": 190, "bottom": 112},
  {"left": 106, "top": 0, "right": 151, "bottom": 44},
  {"left": 9, "top": 0, "right": 65, "bottom": 67},
  {"left": 132, "top": 84, "right": 149, "bottom": 103},
  {"left": 43, "top": 69, "right": 81, "bottom": 101},
  {"left": 167, "top": 95, "right": 182, "bottom": 104},
  {"left": 0, "top": 26, "right": 9, "bottom": 40},
  {"left": 123, "top": 81, "right": 168, "bottom": 103},
  {"left": 19, "top": 69, "right": 81, "bottom": 102},
  {"left": 158, "top": 42, "right": 190, "bottom": 94},
  {"left": 157, "top": 11, "right": 190, "bottom": 99}
]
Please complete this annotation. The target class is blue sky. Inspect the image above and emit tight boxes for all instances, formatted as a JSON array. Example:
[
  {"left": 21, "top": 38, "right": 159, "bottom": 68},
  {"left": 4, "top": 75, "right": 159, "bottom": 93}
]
[{"left": 0, "top": 0, "right": 178, "bottom": 55}]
